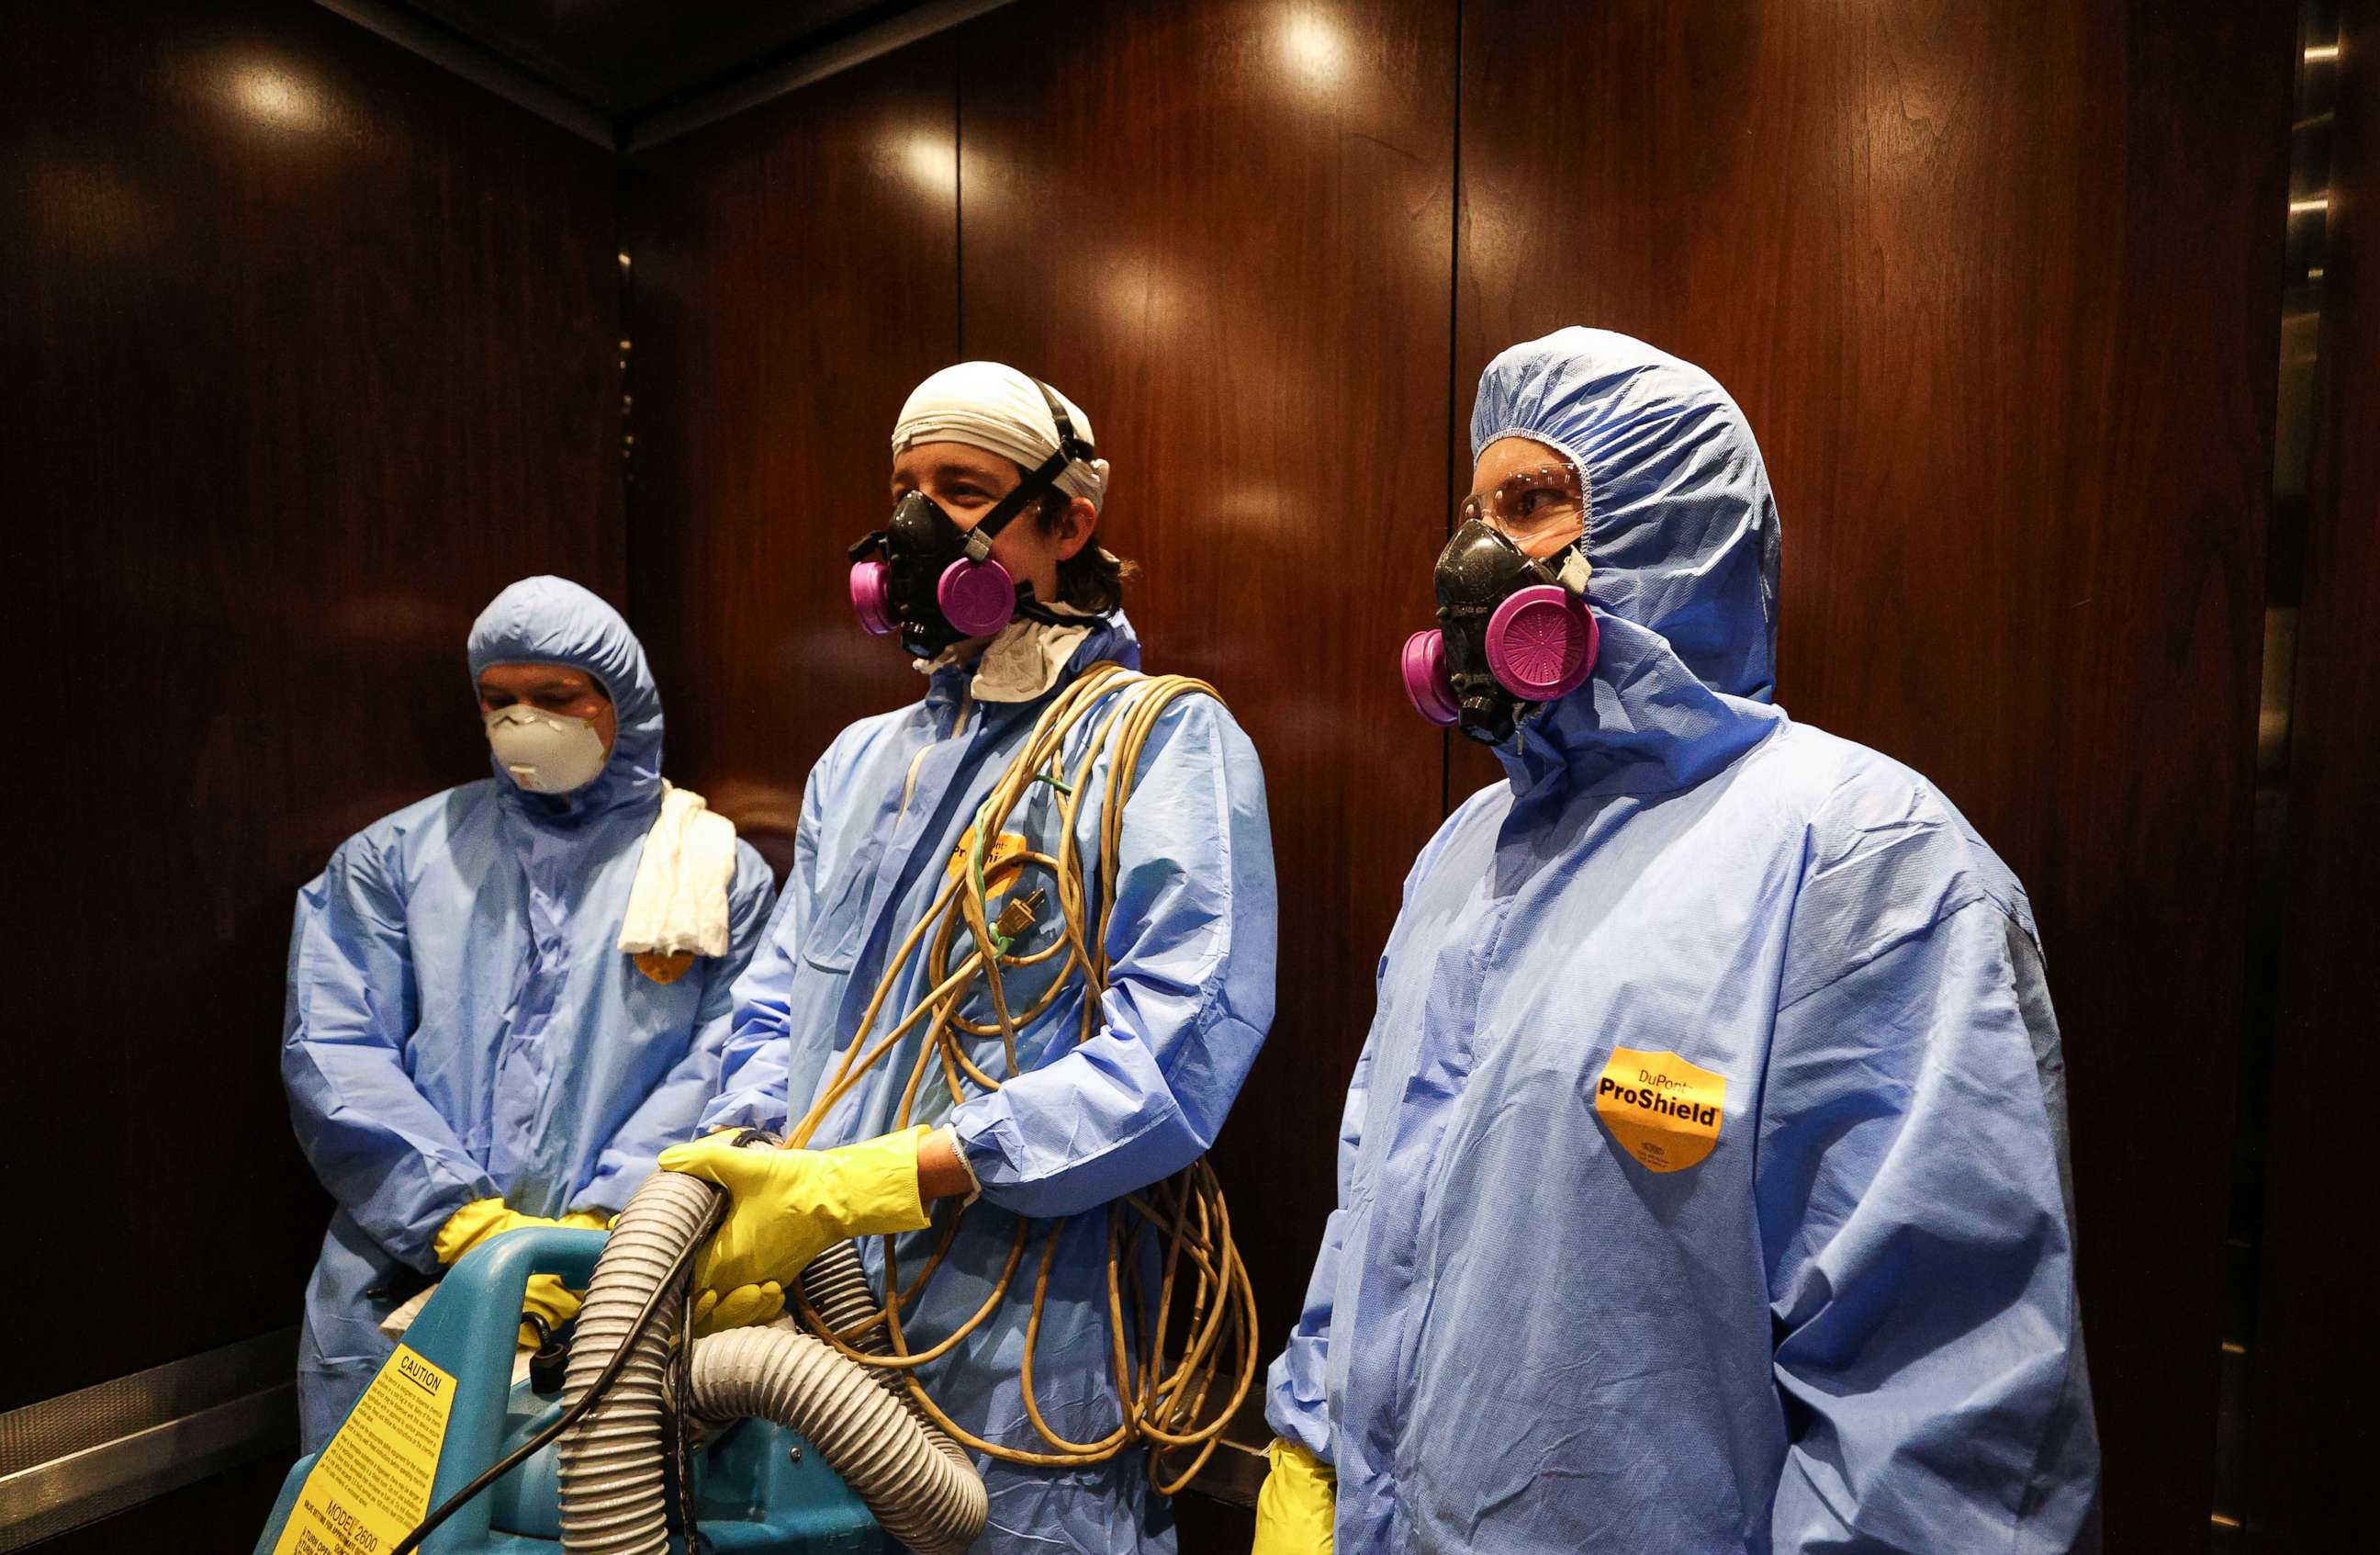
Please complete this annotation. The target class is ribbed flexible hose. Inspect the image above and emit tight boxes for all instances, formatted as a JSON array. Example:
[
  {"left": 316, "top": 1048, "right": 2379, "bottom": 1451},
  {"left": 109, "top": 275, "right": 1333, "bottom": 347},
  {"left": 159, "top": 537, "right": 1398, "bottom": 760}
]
[
  {"left": 797, "top": 1241, "right": 882, "bottom": 1348},
  {"left": 556, "top": 1169, "right": 987, "bottom": 1554},
  {"left": 556, "top": 1171, "right": 703, "bottom": 1552},
  {"left": 686, "top": 1329, "right": 985, "bottom": 1553},
  {"left": 797, "top": 1243, "right": 976, "bottom": 1471}
]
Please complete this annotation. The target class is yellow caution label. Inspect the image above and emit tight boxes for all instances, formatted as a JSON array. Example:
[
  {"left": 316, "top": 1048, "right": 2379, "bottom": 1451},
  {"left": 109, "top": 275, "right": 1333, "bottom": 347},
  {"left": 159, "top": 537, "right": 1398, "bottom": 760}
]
[
  {"left": 1594, "top": 1047, "right": 1727, "bottom": 1174},
  {"left": 271, "top": 1344, "right": 455, "bottom": 1555}
]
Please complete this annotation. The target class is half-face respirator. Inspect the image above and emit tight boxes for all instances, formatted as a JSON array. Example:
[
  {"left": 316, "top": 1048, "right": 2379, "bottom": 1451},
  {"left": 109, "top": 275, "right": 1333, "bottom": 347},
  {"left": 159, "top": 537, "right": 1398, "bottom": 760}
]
[
  {"left": 1401, "top": 456, "right": 1600, "bottom": 746},
  {"left": 848, "top": 378, "right": 1099, "bottom": 659}
]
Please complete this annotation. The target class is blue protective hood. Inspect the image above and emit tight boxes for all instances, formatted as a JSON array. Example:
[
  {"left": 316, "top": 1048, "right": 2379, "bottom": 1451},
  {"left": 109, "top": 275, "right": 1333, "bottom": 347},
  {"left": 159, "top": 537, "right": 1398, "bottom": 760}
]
[
  {"left": 1468, "top": 328, "right": 1784, "bottom": 793},
  {"left": 466, "top": 576, "right": 664, "bottom": 824}
]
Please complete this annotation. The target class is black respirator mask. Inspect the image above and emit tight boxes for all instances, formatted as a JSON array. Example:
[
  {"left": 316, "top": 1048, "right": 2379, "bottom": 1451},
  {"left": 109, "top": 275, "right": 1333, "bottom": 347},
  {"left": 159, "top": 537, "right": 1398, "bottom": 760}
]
[
  {"left": 1401, "top": 457, "right": 1600, "bottom": 745},
  {"left": 848, "top": 379, "right": 1097, "bottom": 660}
]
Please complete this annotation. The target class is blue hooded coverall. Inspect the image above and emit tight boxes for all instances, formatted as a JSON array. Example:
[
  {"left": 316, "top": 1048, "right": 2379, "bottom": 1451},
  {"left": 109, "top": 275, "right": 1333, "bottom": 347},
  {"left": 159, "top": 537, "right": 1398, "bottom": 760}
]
[
  {"left": 284, "top": 576, "right": 775, "bottom": 1450},
  {"left": 702, "top": 613, "right": 1278, "bottom": 1553},
  {"left": 1265, "top": 331, "right": 2099, "bottom": 1553}
]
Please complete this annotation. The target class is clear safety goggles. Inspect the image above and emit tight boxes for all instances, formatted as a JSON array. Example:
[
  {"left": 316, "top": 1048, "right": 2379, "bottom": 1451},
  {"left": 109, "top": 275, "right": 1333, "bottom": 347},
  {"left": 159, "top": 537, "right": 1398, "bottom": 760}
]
[{"left": 1458, "top": 457, "right": 1588, "bottom": 550}]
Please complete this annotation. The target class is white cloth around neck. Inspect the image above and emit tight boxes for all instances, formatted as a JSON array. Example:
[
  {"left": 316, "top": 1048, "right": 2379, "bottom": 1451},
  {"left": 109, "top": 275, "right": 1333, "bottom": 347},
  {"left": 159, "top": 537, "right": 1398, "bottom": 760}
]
[
  {"left": 618, "top": 783, "right": 738, "bottom": 958},
  {"left": 892, "top": 361, "right": 1110, "bottom": 512},
  {"left": 912, "top": 611, "right": 1099, "bottom": 704}
]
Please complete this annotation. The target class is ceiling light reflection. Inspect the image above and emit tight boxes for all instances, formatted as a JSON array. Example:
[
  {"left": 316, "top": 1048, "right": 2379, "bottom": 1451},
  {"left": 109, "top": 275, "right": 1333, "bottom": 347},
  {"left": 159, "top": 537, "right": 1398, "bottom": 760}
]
[
  {"left": 1100, "top": 253, "right": 1184, "bottom": 334},
  {"left": 1277, "top": 7, "right": 1347, "bottom": 93},
  {"left": 900, "top": 132, "right": 957, "bottom": 202},
  {"left": 230, "top": 63, "right": 321, "bottom": 132}
]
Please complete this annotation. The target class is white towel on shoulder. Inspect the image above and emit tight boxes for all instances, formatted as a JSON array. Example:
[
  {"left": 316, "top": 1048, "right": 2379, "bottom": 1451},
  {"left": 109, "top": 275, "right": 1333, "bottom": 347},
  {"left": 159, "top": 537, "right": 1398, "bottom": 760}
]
[{"left": 618, "top": 783, "right": 738, "bottom": 959}]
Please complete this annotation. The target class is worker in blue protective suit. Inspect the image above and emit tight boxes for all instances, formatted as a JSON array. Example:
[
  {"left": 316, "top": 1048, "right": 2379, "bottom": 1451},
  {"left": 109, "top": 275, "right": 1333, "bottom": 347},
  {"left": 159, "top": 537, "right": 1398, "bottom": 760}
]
[
  {"left": 283, "top": 576, "right": 775, "bottom": 1451},
  {"left": 677, "top": 362, "right": 1277, "bottom": 1555},
  {"left": 1255, "top": 329, "right": 2099, "bottom": 1554}
]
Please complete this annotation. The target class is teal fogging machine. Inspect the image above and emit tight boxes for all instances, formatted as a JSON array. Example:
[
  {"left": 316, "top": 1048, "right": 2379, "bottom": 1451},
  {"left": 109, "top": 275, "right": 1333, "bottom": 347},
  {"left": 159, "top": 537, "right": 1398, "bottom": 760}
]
[{"left": 254, "top": 1162, "right": 986, "bottom": 1555}]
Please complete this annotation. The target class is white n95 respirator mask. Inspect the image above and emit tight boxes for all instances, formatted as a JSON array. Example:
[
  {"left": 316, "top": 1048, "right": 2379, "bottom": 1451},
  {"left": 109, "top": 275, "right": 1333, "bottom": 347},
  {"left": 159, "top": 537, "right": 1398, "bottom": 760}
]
[{"left": 483, "top": 704, "right": 609, "bottom": 794}]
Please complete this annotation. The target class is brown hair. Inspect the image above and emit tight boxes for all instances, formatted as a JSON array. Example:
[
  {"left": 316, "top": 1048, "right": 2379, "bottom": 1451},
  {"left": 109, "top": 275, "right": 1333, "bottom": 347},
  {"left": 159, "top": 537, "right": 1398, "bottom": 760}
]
[{"left": 1026, "top": 474, "right": 1136, "bottom": 614}]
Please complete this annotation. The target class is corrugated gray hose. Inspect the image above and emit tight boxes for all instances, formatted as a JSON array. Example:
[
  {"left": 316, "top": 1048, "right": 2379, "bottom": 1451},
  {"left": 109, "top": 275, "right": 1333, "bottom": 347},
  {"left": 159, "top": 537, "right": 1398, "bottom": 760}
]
[
  {"left": 556, "top": 1168, "right": 988, "bottom": 1554},
  {"left": 789, "top": 1238, "right": 979, "bottom": 1484}
]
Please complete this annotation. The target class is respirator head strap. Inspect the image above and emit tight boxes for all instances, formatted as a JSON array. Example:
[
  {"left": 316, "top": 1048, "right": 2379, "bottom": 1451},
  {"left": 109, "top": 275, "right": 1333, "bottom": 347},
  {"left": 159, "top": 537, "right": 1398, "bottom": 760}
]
[
  {"left": 963, "top": 462, "right": 1057, "bottom": 558},
  {"left": 1034, "top": 377, "right": 1098, "bottom": 465},
  {"left": 1009, "top": 585, "right": 1068, "bottom": 627},
  {"left": 961, "top": 377, "right": 1098, "bottom": 558}
]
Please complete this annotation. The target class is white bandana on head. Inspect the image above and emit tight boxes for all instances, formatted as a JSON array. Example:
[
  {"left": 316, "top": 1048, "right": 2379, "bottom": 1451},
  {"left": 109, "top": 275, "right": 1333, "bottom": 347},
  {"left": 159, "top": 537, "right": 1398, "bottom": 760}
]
[{"left": 891, "top": 361, "right": 1111, "bottom": 512}]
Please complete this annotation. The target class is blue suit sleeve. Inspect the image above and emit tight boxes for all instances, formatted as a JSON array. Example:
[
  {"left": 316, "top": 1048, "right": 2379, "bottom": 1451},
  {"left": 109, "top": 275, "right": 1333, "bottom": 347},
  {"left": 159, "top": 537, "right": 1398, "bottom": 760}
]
[
  {"left": 951, "top": 694, "right": 1278, "bottom": 1220},
  {"left": 1263, "top": 1031, "right": 1373, "bottom": 1465},
  {"left": 576, "top": 841, "right": 778, "bottom": 1211},
  {"left": 702, "top": 763, "right": 830, "bottom": 1134},
  {"left": 282, "top": 832, "right": 498, "bottom": 1273},
  {"left": 1762, "top": 898, "right": 2098, "bottom": 1553}
]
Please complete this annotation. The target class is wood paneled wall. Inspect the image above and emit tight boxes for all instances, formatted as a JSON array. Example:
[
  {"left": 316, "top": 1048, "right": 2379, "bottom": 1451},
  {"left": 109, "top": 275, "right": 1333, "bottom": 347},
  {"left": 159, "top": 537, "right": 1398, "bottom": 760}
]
[
  {"left": 951, "top": 0, "right": 1458, "bottom": 1362},
  {"left": 1, "top": 0, "right": 623, "bottom": 1415},
  {"left": 2250, "top": 4, "right": 2376, "bottom": 1549},
  {"left": 625, "top": 36, "right": 960, "bottom": 878}
]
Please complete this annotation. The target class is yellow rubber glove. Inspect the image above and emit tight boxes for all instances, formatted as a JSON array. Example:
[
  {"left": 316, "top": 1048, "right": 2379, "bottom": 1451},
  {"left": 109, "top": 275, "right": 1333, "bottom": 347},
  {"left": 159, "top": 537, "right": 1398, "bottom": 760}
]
[
  {"left": 657, "top": 1126, "right": 933, "bottom": 1330},
  {"left": 690, "top": 1282, "right": 787, "bottom": 1335},
  {"left": 434, "top": 1200, "right": 609, "bottom": 1347},
  {"left": 434, "top": 1198, "right": 549, "bottom": 1264},
  {"left": 522, "top": 1210, "right": 612, "bottom": 1344},
  {"left": 1252, "top": 1438, "right": 1335, "bottom": 1555},
  {"left": 679, "top": 1139, "right": 790, "bottom": 1335}
]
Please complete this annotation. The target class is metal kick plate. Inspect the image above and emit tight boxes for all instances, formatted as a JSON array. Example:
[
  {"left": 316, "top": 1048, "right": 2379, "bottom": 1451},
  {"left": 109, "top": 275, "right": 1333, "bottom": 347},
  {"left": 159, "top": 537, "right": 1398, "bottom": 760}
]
[{"left": 0, "top": 1328, "right": 298, "bottom": 1549}]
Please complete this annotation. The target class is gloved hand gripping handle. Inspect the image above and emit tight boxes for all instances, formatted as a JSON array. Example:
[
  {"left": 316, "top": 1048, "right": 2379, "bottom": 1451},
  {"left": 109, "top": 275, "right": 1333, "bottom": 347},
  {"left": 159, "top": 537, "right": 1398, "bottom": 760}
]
[{"left": 555, "top": 1140, "right": 987, "bottom": 1555}]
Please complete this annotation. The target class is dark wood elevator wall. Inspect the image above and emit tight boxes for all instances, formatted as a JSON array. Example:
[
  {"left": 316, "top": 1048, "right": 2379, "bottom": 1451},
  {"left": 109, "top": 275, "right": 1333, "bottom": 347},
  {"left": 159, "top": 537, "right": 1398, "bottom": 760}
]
[
  {"left": 624, "top": 38, "right": 958, "bottom": 877},
  {"left": 628, "top": 0, "right": 2299, "bottom": 1548},
  {"left": 1454, "top": 4, "right": 2294, "bottom": 1547},
  {"left": 953, "top": 0, "right": 1456, "bottom": 1373},
  {"left": 1, "top": 0, "right": 623, "bottom": 1423},
  {"left": 2250, "top": 2, "right": 2378, "bottom": 1549}
]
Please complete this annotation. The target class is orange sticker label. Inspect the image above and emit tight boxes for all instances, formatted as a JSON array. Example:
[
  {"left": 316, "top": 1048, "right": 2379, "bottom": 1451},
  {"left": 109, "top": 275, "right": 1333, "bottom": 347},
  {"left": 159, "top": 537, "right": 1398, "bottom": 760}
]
[
  {"left": 634, "top": 950, "right": 695, "bottom": 985},
  {"left": 948, "top": 828, "right": 1031, "bottom": 900},
  {"left": 1594, "top": 1047, "right": 1727, "bottom": 1173}
]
